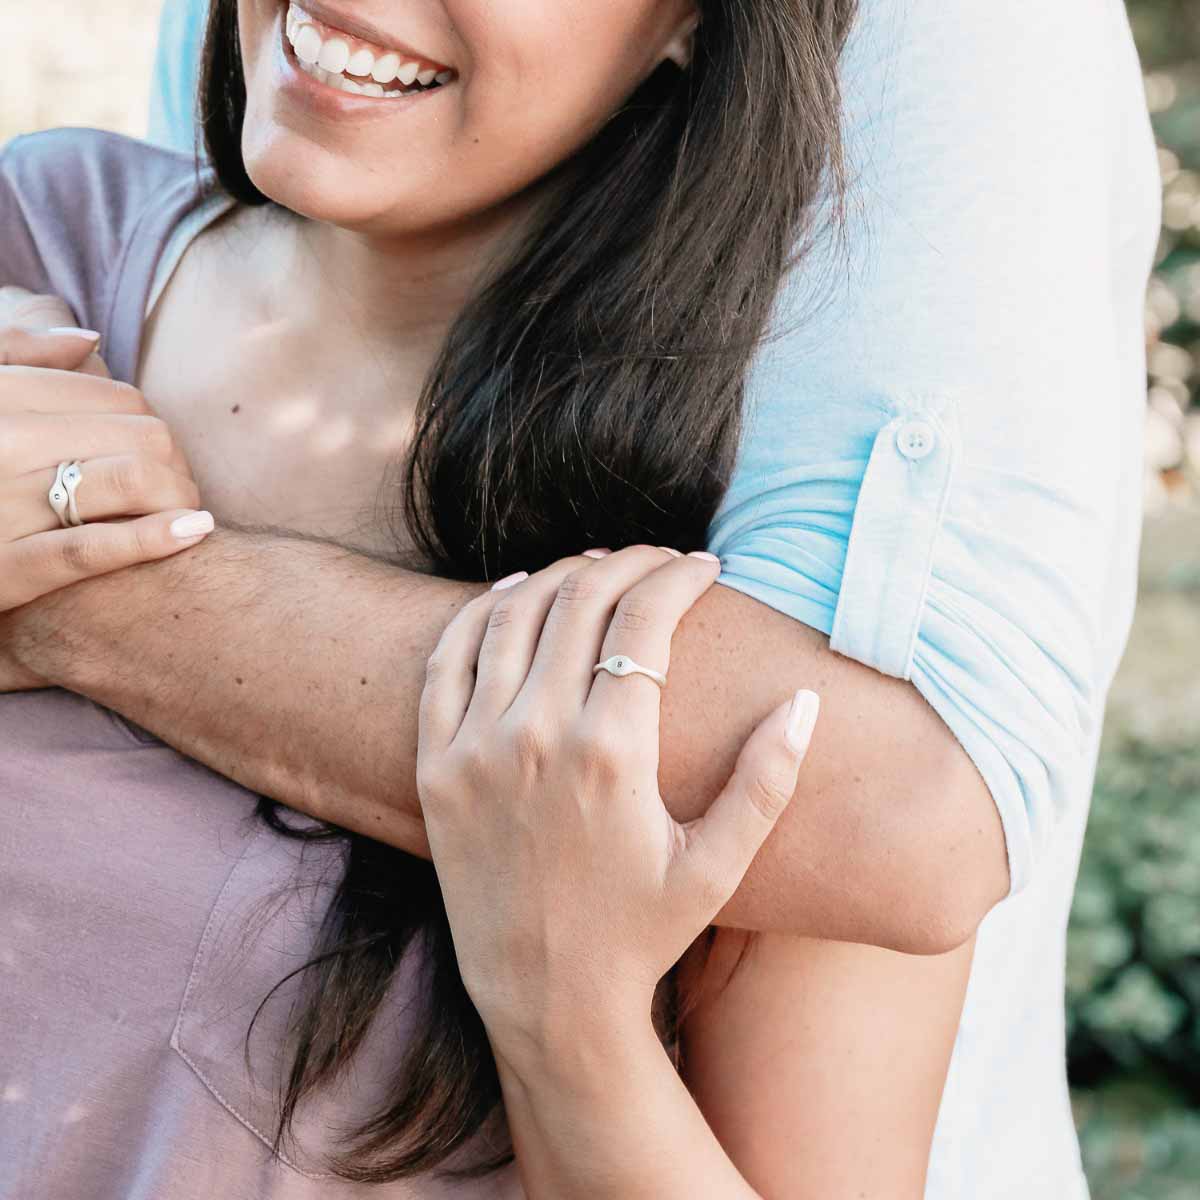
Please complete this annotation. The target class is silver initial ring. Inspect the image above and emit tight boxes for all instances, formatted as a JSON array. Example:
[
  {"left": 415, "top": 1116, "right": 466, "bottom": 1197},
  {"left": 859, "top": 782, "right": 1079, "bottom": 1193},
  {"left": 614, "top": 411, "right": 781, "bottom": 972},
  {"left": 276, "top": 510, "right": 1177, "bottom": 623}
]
[
  {"left": 48, "top": 461, "right": 72, "bottom": 529},
  {"left": 592, "top": 654, "right": 667, "bottom": 689},
  {"left": 62, "top": 460, "right": 85, "bottom": 526}
]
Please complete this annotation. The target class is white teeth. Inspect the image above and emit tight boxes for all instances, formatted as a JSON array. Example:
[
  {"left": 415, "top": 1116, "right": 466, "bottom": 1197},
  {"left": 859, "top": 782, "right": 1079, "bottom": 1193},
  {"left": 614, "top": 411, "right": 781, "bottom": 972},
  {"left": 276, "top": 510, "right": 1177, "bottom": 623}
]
[
  {"left": 371, "top": 51, "right": 400, "bottom": 83},
  {"left": 317, "top": 36, "right": 350, "bottom": 73},
  {"left": 287, "top": 7, "right": 453, "bottom": 98},
  {"left": 347, "top": 47, "right": 375, "bottom": 76},
  {"left": 294, "top": 24, "right": 321, "bottom": 64}
]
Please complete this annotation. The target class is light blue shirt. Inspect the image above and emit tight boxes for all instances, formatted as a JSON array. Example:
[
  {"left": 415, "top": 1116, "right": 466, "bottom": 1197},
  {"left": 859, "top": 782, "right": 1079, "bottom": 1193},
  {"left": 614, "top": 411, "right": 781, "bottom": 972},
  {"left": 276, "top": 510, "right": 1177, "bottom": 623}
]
[{"left": 149, "top": 2, "right": 1161, "bottom": 1196}]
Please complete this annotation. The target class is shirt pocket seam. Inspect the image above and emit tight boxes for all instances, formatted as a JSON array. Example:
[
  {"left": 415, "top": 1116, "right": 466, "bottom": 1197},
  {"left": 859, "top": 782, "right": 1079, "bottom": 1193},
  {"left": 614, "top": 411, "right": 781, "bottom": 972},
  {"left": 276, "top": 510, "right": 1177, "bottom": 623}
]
[{"left": 168, "top": 821, "right": 335, "bottom": 1181}]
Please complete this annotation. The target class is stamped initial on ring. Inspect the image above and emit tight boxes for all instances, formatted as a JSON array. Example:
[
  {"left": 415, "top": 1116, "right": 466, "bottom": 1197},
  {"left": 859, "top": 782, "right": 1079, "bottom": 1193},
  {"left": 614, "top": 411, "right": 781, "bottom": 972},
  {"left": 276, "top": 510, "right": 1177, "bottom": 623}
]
[
  {"left": 62, "top": 461, "right": 85, "bottom": 526},
  {"left": 592, "top": 655, "right": 668, "bottom": 689}
]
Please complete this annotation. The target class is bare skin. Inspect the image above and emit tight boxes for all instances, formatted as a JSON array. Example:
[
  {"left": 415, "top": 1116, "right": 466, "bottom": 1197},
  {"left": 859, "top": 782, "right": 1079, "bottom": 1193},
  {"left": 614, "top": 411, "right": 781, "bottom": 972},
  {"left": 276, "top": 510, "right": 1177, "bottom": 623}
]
[{"left": 0, "top": 214, "right": 1009, "bottom": 954}]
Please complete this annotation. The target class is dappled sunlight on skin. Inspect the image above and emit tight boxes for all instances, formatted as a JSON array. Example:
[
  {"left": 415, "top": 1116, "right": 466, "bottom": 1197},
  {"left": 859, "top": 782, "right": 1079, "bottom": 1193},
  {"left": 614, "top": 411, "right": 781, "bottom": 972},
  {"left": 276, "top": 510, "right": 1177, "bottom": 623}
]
[
  {"left": 263, "top": 394, "right": 412, "bottom": 458},
  {"left": 310, "top": 413, "right": 356, "bottom": 456},
  {"left": 267, "top": 396, "right": 320, "bottom": 435},
  {"left": 2, "top": 1084, "right": 26, "bottom": 1103},
  {"left": 62, "top": 1103, "right": 88, "bottom": 1126}
]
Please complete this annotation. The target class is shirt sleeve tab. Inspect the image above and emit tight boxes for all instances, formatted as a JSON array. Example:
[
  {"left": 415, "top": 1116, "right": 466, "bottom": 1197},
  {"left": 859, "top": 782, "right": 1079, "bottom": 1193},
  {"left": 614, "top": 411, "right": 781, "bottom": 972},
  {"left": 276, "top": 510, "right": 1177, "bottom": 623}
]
[{"left": 829, "top": 398, "right": 960, "bottom": 680}]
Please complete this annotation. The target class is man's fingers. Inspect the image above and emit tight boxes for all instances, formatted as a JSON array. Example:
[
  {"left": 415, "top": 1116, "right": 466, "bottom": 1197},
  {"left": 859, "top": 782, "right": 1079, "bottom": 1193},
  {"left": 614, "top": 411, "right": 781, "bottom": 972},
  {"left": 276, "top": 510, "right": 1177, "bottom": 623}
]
[{"left": 0, "top": 326, "right": 101, "bottom": 372}]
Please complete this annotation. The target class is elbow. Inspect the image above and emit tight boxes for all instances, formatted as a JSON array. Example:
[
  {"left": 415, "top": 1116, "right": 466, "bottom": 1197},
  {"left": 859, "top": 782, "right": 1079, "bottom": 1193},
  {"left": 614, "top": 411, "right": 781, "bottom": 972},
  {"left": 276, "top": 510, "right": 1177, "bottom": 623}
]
[{"left": 875, "top": 751, "right": 1012, "bottom": 958}]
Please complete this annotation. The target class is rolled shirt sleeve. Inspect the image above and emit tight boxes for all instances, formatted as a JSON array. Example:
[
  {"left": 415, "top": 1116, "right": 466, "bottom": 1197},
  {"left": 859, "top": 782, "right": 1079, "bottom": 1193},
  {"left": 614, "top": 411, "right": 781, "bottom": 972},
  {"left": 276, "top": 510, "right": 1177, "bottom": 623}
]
[{"left": 706, "top": 0, "right": 1161, "bottom": 898}]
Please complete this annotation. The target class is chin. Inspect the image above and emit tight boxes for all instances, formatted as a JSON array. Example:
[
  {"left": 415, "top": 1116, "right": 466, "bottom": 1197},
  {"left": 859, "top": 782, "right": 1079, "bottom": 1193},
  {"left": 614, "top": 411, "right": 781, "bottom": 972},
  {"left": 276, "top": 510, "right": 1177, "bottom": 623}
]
[{"left": 240, "top": 119, "right": 440, "bottom": 233}]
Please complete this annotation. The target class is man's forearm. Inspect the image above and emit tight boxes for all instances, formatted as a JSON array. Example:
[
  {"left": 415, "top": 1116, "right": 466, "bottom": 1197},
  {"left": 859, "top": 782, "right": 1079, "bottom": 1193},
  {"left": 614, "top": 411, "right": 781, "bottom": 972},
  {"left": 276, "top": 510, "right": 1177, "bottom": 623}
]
[
  {"left": 5, "top": 530, "right": 1009, "bottom": 952},
  {"left": 3, "top": 527, "right": 469, "bottom": 860}
]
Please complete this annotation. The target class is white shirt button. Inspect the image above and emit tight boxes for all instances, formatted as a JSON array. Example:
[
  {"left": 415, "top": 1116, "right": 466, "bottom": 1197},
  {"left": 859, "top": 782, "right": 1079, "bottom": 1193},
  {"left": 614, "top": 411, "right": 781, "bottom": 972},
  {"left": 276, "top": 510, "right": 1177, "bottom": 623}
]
[{"left": 895, "top": 418, "right": 937, "bottom": 461}]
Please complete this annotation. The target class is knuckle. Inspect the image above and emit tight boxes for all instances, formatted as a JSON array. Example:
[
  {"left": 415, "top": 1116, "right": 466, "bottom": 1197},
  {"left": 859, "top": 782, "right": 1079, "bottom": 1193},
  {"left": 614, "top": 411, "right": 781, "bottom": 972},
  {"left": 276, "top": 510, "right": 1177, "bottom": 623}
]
[
  {"left": 612, "top": 594, "right": 655, "bottom": 633},
  {"left": 110, "top": 456, "right": 150, "bottom": 503},
  {"left": 110, "top": 381, "right": 150, "bottom": 413},
  {"left": 566, "top": 722, "right": 623, "bottom": 780},
  {"left": 136, "top": 415, "right": 174, "bottom": 460},
  {"left": 486, "top": 600, "right": 517, "bottom": 633},
  {"left": 57, "top": 532, "right": 102, "bottom": 576},
  {"left": 693, "top": 864, "right": 734, "bottom": 913},
  {"left": 178, "top": 476, "right": 202, "bottom": 510},
  {"left": 129, "top": 520, "right": 162, "bottom": 562},
  {"left": 746, "top": 770, "right": 793, "bottom": 822},
  {"left": 509, "top": 718, "right": 553, "bottom": 772},
  {"left": 552, "top": 569, "right": 598, "bottom": 611},
  {"left": 415, "top": 759, "right": 451, "bottom": 800}
]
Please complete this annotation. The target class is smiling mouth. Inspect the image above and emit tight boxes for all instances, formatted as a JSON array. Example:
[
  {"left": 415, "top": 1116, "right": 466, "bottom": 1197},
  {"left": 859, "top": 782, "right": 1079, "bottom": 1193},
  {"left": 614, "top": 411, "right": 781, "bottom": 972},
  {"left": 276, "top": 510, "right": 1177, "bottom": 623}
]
[{"left": 284, "top": 2, "right": 456, "bottom": 99}]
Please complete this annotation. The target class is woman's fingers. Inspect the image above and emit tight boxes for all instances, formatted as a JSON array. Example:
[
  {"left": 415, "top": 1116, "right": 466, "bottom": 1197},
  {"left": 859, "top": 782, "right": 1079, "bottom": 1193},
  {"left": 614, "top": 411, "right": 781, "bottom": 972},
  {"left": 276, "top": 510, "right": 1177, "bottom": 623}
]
[
  {"left": 0, "top": 411, "right": 178, "bottom": 479},
  {"left": 522, "top": 545, "right": 682, "bottom": 709},
  {"left": 0, "top": 326, "right": 101, "bottom": 371},
  {"left": 418, "top": 586, "right": 511, "bottom": 758},
  {"left": 0, "top": 366, "right": 150, "bottom": 417},
  {"left": 0, "top": 455, "right": 202, "bottom": 541},
  {"left": 458, "top": 554, "right": 600, "bottom": 726},
  {"left": 582, "top": 551, "right": 722, "bottom": 744},
  {"left": 674, "top": 691, "right": 820, "bottom": 920},
  {"left": 0, "top": 509, "right": 215, "bottom": 611}
]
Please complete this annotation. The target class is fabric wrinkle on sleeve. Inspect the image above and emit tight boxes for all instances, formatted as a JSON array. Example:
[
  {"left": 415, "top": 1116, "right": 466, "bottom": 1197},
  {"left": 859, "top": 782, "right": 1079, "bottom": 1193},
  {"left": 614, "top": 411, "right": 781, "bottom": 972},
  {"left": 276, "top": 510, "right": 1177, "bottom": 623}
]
[{"left": 704, "top": 0, "right": 1158, "bottom": 903}]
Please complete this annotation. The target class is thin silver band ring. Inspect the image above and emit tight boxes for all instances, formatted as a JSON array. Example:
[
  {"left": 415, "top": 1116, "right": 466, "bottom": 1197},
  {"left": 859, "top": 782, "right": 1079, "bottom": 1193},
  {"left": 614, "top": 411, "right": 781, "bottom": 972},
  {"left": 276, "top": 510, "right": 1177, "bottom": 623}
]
[
  {"left": 62, "top": 460, "right": 84, "bottom": 526},
  {"left": 592, "top": 654, "right": 667, "bottom": 689},
  {"left": 48, "top": 461, "right": 71, "bottom": 529}
]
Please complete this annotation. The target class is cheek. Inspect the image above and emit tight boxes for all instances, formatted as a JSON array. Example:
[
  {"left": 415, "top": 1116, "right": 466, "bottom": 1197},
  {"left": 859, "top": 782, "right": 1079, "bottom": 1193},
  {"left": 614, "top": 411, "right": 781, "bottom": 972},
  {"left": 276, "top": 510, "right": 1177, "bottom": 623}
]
[{"left": 233, "top": 0, "right": 664, "bottom": 234}]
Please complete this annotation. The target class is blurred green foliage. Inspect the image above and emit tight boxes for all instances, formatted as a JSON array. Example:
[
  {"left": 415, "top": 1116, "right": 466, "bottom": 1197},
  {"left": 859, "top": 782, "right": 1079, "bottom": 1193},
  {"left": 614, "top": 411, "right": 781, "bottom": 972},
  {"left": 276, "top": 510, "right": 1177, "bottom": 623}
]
[{"left": 1065, "top": 6, "right": 1200, "bottom": 1197}]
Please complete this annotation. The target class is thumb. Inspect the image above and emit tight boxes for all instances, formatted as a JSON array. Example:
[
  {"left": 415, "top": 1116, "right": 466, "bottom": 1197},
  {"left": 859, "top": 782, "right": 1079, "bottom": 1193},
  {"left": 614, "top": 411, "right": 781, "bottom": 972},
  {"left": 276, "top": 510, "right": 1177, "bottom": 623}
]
[
  {"left": 0, "top": 326, "right": 102, "bottom": 371},
  {"left": 677, "top": 689, "right": 820, "bottom": 912}
]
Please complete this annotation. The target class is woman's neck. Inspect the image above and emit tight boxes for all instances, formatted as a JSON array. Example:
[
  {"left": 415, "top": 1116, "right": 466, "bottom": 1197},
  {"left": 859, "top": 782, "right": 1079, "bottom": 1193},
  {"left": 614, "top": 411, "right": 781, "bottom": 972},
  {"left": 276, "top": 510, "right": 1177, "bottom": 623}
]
[{"left": 249, "top": 189, "right": 542, "bottom": 385}]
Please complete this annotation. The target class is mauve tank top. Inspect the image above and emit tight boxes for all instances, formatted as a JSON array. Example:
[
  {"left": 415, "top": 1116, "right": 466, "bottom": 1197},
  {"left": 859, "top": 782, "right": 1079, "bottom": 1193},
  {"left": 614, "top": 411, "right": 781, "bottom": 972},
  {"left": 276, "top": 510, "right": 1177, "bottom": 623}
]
[{"left": 0, "top": 128, "right": 521, "bottom": 1200}]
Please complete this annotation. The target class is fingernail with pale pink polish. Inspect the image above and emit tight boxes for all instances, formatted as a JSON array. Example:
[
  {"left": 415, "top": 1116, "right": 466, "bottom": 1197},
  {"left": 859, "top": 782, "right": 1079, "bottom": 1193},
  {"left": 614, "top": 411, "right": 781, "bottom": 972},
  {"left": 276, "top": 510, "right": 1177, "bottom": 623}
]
[
  {"left": 784, "top": 690, "right": 821, "bottom": 756},
  {"left": 491, "top": 571, "right": 529, "bottom": 590},
  {"left": 658, "top": 547, "right": 683, "bottom": 557},
  {"left": 687, "top": 551, "right": 720, "bottom": 563},
  {"left": 48, "top": 327, "right": 101, "bottom": 342},
  {"left": 170, "top": 511, "right": 215, "bottom": 539},
  {"left": 582, "top": 548, "right": 612, "bottom": 558}
]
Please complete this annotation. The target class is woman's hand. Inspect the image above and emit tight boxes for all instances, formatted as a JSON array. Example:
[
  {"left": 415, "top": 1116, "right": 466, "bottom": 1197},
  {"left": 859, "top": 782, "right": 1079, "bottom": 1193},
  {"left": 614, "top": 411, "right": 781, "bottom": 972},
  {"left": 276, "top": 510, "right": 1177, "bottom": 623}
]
[
  {"left": 415, "top": 543, "right": 821, "bottom": 1066},
  {"left": 0, "top": 322, "right": 213, "bottom": 616}
]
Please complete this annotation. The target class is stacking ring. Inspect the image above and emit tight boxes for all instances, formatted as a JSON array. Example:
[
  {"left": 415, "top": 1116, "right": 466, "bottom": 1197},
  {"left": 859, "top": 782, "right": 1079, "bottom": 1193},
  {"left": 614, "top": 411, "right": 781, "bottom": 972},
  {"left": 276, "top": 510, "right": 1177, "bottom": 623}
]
[
  {"left": 47, "top": 461, "right": 71, "bottom": 529},
  {"left": 47, "top": 460, "right": 85, "bottom": 529},
  {"left": 62, "top": 460, "right": 84, "bottom": 526},
  {"left": 592, "top": 654, "right": 668, "bottom": 689}
]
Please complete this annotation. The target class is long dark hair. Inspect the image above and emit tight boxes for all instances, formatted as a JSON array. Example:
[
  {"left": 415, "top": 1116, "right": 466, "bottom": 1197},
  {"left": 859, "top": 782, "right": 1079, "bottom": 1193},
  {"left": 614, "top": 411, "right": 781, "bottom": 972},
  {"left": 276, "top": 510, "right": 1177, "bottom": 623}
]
[{"left": 200, "top": 0, "right": 859, "bottom": 1183}]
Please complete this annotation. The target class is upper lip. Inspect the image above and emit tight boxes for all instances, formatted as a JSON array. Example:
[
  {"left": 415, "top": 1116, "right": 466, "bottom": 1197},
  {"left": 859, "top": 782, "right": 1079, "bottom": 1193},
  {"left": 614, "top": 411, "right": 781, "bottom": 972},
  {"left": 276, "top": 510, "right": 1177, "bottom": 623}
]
[{"left": 289, "top": 0, "right": 454, "bottom": 70}]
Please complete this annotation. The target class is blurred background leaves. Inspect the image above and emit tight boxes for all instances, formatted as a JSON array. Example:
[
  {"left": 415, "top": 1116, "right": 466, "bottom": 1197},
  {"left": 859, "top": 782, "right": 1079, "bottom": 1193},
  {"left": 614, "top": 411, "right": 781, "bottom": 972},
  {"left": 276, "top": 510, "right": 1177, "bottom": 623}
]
[{"left": 1070, "top": 11, "right": 1200, "bottom": 1196}]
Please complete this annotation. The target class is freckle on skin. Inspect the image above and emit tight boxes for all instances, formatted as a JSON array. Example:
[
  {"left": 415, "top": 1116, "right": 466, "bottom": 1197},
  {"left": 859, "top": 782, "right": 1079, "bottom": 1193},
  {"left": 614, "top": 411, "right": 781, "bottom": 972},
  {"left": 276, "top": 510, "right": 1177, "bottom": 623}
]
[
  {"left": 231, "top": 404, "right": 240, "bottom": 414},
  {"left": 235, "top": 677, "right": 244, "bottom": 685},
  {"left": 361, "top": 677, "right": 368, "bottom": 685}
]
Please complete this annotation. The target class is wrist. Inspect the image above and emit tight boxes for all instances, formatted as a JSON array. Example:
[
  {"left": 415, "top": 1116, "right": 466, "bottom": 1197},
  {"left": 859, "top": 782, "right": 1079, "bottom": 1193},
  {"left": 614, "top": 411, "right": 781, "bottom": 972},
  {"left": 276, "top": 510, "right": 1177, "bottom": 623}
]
[
  {"left": 0, "top": 597, "right": 72, "bottom": 686},
  {"left": 487, "top": 991, "right": 659, "bottom": 1095}
]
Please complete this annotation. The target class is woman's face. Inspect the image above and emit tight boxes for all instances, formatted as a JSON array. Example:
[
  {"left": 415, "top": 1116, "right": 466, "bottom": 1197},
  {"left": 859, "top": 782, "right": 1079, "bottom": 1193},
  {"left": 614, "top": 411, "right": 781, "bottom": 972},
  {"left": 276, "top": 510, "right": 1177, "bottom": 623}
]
[{"left": 238, "top": 0, "right": 698, "bottom": 235}]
